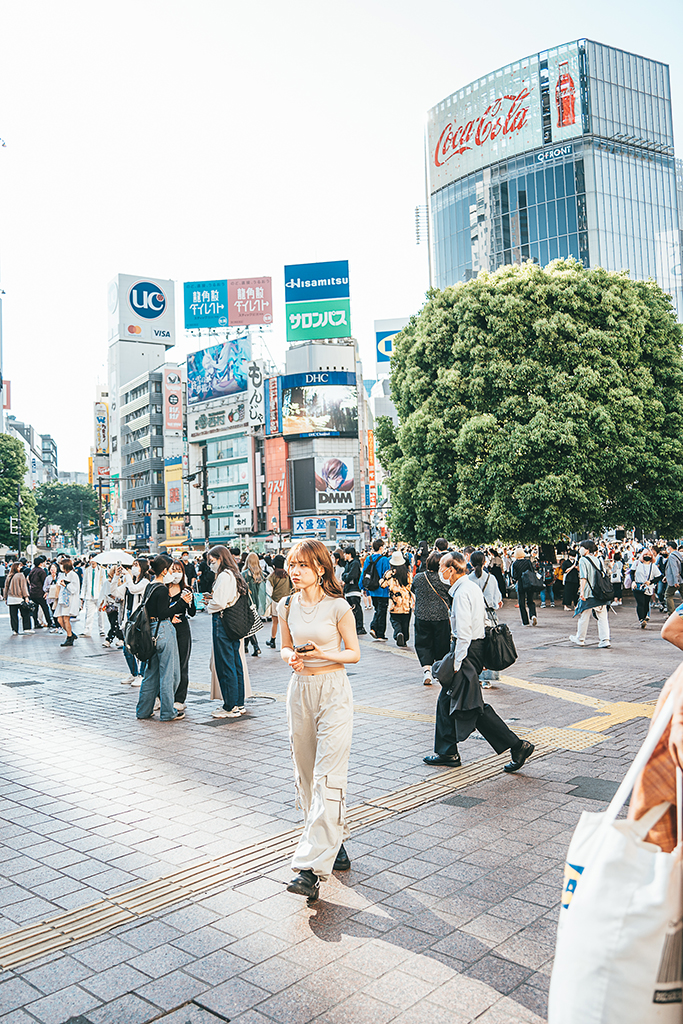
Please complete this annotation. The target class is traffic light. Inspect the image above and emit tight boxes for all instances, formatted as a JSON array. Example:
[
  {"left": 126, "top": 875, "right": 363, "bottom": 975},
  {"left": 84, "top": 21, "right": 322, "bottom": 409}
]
[{"left": 345, "top": 514, "right": 354, "bottom": 530}]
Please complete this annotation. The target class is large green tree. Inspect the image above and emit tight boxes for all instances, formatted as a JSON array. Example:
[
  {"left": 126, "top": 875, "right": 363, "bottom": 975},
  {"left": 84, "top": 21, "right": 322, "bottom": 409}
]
[
  {"left": 36, "top": 482, "right": 99, "bottom": 543},
  {"left": 0, "top": 434, "right": 38, "bottom": 549},
  {"left": 375, "top": 259, "right": 683, "bottom": 544}
]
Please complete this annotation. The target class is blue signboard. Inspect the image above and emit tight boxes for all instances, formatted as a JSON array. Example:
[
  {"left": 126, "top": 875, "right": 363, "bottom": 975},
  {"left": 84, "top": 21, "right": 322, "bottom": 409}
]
[
  {"left": 184, "top": 279, "right": 228, "bottom": 329},
  {"left": 376, "top": 330, "right": 396, "bottom": 363},
  {"left": 284, "top": 261, "right": 349, "bottom": 304}
]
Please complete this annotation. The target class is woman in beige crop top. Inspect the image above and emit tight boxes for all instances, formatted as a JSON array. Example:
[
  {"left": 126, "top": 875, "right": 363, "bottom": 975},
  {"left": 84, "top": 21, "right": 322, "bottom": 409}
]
[{"left": 278, "top": 539, "right": 360, "bottom": 904}]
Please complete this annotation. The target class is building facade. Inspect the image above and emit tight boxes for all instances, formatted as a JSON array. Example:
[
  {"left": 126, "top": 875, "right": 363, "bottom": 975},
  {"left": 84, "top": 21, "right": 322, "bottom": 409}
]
[{"left": 428, "top": 39, "right": 682, "bottom": 314}]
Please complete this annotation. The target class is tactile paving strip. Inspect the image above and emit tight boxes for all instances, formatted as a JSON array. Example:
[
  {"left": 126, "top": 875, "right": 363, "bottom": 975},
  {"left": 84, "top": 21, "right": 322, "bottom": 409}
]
[{"left": 0, "top": 744, "right": 553, "bottom": 968}]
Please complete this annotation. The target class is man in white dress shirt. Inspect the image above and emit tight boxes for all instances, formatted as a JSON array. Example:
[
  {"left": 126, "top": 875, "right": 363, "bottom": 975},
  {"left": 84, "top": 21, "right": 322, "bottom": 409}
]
[{"left": 423, "top": 552, "right": 535, "bottom": 773}]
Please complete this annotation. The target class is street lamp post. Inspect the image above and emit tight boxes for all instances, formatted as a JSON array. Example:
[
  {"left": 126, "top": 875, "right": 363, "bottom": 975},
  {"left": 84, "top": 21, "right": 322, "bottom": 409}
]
[{"left": 16, "top": 483, "right": 22, "bottom": 559}]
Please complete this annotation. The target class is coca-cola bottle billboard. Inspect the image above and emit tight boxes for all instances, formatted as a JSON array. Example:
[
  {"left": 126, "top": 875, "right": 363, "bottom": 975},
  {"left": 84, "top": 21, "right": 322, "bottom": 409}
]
[{"left": 555, "top": 61, "right": 576, "bottom": 127}]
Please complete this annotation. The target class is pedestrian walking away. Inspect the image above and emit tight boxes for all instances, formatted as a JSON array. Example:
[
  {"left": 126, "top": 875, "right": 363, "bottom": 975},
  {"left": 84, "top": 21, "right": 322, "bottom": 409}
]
[
  {"left": 3, "top": 562, "right": 33, "bottom": 636},
  {"left": 380, "top": 551, "right": 414, "bottom": 647},
  {"left": 569, "top": 540, "right": 613, "bottom": 647},
  {"left": 664, "top": 541, "right": 683, "bottom": 615},
  {"left": 511, "top": 547, "right": 539, "bottom": 626},
  {"left": 423, "top": 552, "right": 534, "bottom": 772},
  {"left": 279, "top": 539, "right": 361, "bottom": 903},
  {"left": 265, "top": 555, "right": 293, "bottom": 648},
  {"left": 242, "top": 553, "right": 266, "bottom": 657},
  {"left": 361, "top": 539, "right": 390, "bottom": 640},
  {"left": 412, "top": 551, "right": 452, "bottom": 685},
  {"left": 341, "top": 546, "right": 366, "bottom": 635},
  {"left": 468, "top": 550, "right": 504, "bottom": 688},
  {"left": 207, "top": 545, "right": 248, "bottom": 719},
  {"left": 135, "top": 555, "right": 188, "bottom": 722}
]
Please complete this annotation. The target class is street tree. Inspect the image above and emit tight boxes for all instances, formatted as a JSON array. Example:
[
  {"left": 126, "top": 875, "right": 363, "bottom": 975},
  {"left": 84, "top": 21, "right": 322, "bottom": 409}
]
[
  {"left": 375, "top": 259, "right": 683, "bottom": 544},
  {"left": 0, "top": 434, "right": 38, "bottom": 550},
  {"left": 36, "top": 482, "right": 99, "bottom": 545}
]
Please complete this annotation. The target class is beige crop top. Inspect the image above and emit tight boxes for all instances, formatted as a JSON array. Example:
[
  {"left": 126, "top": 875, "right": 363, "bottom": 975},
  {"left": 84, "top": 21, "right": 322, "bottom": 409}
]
[{"left": 278, "top": 592, "right": 352, "bottom": 669}]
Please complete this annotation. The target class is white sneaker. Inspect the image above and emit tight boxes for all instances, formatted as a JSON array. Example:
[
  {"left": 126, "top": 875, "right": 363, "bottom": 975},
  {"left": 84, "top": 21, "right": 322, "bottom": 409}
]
[
  {"left": 24, "top": 629, "right": 34, "bottom": 634},
  {"left": 154, "top": 698, "right": 161, "bottom": 710},
  {"left": 121, "top": 675, "right": 136, "bottom": 685},
  {"left": 569, "top": 635, "right": 585, "bottom": 646},
  {"left": 102, "top": 640, "right": 111, "bottom": 648},
  {"left": 81, "top": 632, "right": 91, "bottom": 638},
  {"left": 531, "top": 616, "right": 537, "bottom": 626},
  {"left": 598, "top": 640, "right": 612, "bottom": 648},
  {"left": 481, "top": 680, "right": 493, "bottom": 688},
  {"left": 212, "top": 707, "right": 241, "bottom": 719},
  {"left": 130, "top": 677, "right": 142, "bottom": 687},
  {"left": 173, "top": 702, "right": 186, "bottom": 711},
  {"left": 113, "top": 639, "right": 124, "bottom": 648}
]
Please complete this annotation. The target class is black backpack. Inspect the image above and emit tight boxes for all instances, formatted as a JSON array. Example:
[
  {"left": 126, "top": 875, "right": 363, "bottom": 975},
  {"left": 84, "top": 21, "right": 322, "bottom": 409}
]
[
  {"left": 361, "top": 555, "right": 381, "bottom": 592},
  {"left": 123, "top": 583, "right": 162, "bottom": 661},
  {"left": 586, "top": 556, "right": 614, "bottom": 604}
]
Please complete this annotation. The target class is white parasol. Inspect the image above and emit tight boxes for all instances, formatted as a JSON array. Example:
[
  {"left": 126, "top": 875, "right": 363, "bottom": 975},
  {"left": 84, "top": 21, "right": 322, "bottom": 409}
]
[{"left": 93, "top": 550, "right": 135, "bottom": 567}]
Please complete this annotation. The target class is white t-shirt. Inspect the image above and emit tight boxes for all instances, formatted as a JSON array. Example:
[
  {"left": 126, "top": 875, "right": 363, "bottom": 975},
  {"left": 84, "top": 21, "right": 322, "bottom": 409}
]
[{"left": 278, "top": 592, "right": 351, "bottom": 669}]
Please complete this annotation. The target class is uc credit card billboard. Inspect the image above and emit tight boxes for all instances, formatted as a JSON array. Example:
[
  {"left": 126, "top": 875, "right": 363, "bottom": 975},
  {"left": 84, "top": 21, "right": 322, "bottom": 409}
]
[
  {"left": 284, "top": 261, "right": 351, "bottom": 342},
  {"left": 108, "top": 274, "right": 176, "bottom": 345}
]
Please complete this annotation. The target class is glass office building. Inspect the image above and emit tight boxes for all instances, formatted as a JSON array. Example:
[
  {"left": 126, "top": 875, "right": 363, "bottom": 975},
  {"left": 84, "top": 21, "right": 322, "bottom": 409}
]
[{"left": 427, "top": 40, "right": 682, "bottom": 315}]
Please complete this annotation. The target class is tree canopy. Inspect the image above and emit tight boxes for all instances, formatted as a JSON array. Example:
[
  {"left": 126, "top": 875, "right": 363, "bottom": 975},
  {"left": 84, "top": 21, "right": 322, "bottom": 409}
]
[
  {"left": 0, "top": 434, "right": 38, "bottom": 549},
  {"left": 36, "top": 482, "right": 99, "bottom": 542},
  {"left": 375, "top": 259, "right": 683, "bottom": 544}
]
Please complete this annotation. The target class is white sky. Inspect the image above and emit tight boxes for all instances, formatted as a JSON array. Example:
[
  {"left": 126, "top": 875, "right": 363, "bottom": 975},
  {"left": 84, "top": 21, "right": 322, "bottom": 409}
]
[{"left": 0, "top": 0, "right": 681, "bottom": 471}]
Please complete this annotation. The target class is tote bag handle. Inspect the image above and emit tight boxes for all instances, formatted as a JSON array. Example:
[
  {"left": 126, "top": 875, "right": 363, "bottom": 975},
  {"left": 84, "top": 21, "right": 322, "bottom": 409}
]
[{"left": 605, "top": 691, "right": 674, "bottom": 824}]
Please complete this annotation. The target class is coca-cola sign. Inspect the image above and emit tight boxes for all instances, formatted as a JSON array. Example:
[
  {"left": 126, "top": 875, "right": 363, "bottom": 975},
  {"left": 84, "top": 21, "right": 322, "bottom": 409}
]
[{"left": 428, "top": 63, "right": 543, "bottom": 191}]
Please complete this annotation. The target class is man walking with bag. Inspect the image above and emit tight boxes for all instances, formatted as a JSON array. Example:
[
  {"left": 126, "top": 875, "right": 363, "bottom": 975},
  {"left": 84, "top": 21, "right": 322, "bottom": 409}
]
[
  {"left": 423, "top": 552, "right": 534, "bottom": 773},
  {"left": 569, "top": 540, "right": 612, "bottom": 648},
  {"left": 664, "top": 541, "right": 683, "bottom": 616}
]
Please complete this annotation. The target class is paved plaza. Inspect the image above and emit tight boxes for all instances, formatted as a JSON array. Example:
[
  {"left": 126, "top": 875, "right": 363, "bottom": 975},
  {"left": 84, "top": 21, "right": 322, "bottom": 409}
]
[{"left": 0, "top": 594, "right": 678, "bottom": 1024}]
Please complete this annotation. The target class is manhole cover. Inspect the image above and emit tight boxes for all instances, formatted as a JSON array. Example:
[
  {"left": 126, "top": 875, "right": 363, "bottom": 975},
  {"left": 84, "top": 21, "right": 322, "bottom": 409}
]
[{"left": 2, "top": 680, "right": 45, "bottom": 688}]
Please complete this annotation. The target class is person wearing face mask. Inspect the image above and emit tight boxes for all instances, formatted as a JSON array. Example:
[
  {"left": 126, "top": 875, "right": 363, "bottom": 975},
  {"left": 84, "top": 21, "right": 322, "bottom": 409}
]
[
  {"left": 167, "top": 560, "right": 196, "bottom": 710},
  {"left": 120, "top": 558, "right": 152, "bottom": 685},
  {"left": 569, "top": 539, "right": 612, "bottom": 647},
  {"left": 206, "top": 545, "right": 249, "bottom": 719},
  {"left": 632, "top": 547, "right": 662, "bottom": 630},
  {"left": 135, "top": 554, "right": 191, "bottom": 722},
  {"left": 424, "top": 552, "right": 534, "bottom": 773}
]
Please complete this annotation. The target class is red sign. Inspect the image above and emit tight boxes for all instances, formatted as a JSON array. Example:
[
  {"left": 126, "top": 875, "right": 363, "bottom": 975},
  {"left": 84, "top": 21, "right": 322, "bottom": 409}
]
[
  {"left": 228, "top": 277, "right": 273, "bottom": 326},
  {"left": 163, "top": 368, "right": 183, "bottom": 434},
  {"left": 434, "top": 88, "right": 531, "bottom": 168},
  {"left": 265, "top": 435, "right": 290, "bottom": 536},
  {"left": 2, "top": 380, "right": 10, "bottom": 410}
]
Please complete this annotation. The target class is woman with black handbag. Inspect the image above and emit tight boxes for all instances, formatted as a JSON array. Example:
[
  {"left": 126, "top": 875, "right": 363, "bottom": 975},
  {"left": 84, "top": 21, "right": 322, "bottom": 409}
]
[
  {"left": 207, "top": 545, "right": 249, "bottom": 719},
  {"left": 511, "top": 547, "right": 539, "bottom": 627}
]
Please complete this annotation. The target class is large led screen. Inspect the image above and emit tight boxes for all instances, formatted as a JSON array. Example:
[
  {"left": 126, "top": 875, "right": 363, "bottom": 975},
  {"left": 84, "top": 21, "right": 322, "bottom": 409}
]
[
  {"left": 278, "top": 372, "right": 358, "bottom": 438},
  {"left": 187, "top": 335, "right": 251, "bottom": 406}
]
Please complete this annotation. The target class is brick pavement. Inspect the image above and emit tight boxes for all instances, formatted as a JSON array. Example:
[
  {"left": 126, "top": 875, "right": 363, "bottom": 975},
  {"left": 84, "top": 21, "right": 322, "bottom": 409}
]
[{"left": 0, "top": 593, "right": 679, "bottom": 1023}]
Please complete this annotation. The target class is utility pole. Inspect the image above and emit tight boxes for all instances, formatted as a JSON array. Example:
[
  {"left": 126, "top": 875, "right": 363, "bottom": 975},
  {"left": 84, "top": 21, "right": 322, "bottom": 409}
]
[
  {"left": 16, "top": 483, "right": 22, "bottom": 559},
  {"left": 98, "top": 477, "right": 104, "bottom": 549},
  {"left": 277, "top": 495, "right": 282, "bottom": 553},
  {"left": 201, "top": 445, "right": 211, "bottom": 550}
]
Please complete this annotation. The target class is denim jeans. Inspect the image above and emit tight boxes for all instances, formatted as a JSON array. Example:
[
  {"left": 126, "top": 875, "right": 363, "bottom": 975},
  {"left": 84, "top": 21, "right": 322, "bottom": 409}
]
[
  {"left": 136, "top": 620, "right": 180, "bottom": 720},
  {"left": 123, "top": 645, "right": 144, "bottom": 678},
  {"left": 212, "top": 613, "right": 245, "bottom": 710},
  {"left": 539, "top": 587, "right": 555, "bottom": 606}
]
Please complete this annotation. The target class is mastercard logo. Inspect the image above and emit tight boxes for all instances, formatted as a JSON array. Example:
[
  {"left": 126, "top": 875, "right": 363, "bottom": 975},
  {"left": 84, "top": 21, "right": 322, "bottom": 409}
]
[{"left": 127, "top": 325, "right": 142, "bottom": 335}]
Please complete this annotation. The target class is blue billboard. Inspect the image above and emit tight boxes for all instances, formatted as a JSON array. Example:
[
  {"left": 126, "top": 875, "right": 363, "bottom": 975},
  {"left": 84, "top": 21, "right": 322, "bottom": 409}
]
[
  {"left": 184, "top": 279, "right": 228, "bottom": 329},
  {"left": 284, "top": 261, "right": 349, "bottom": 304},
  {"left": 374, "top": 318, "right": 409, "bottom": 365},
  {"left": 187, "top": 335, "right": 251, "bottom": 406}
]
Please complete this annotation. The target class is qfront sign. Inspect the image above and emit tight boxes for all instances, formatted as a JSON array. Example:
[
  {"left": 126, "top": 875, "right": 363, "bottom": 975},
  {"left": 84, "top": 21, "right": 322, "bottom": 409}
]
[{"left": 108, "top": 274, "right": 176, "bottom": 346}]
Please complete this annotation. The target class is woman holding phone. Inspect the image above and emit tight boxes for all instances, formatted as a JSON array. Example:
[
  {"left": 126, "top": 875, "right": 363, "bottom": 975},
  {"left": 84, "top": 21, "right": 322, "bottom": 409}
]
[{"left": 278, "top": 539, "right": 360, "bottom": 903}]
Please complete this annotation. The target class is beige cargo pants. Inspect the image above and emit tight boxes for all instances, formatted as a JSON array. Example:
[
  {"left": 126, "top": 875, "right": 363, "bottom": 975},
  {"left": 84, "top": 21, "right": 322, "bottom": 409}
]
[{"left": 286, "top": 669, "right": 353, "bottom": 881}]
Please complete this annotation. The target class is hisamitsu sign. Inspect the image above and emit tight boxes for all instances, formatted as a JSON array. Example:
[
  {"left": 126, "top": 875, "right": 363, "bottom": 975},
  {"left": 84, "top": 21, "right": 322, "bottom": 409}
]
[{"left": 284, "top": 261, "right": 349, "bottom": 303}]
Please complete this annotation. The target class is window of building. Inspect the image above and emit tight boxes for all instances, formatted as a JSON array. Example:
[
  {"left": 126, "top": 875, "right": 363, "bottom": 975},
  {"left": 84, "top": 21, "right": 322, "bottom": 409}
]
[
  {"left": 152, "top": 495, "right": 164, "bottom": 508},
  {"left": 153, "top": 381, "right": 162, "bottom": 393}
]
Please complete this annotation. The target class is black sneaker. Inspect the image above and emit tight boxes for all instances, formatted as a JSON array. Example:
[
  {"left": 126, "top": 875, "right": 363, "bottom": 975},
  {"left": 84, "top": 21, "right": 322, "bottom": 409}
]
[
  {"left": 396, "top": 633, "right": 406, "bottom": 647},
  {"left": 265, "top": 639, "right": 276, "bottom": 649},
  {"left": 333, "top": 844, "right": 351, "bottom": 871},
  {"left": 286, "top": 869, "right": 320, "bottom": 901}
]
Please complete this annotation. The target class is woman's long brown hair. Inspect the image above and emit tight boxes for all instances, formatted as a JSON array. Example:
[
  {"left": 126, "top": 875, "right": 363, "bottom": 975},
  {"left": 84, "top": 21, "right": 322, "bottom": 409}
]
[
  {"left": 207, "top": 545, "right": 248, "bottom": 595},
  {"left": 287, "top": 539, "right": 343, "bottom": 598}
]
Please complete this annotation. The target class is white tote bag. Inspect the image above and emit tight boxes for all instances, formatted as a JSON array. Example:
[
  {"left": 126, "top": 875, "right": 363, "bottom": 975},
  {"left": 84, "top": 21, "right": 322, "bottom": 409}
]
[{"left": 549, "top": 691, "right": 683, "bottom": 1024}]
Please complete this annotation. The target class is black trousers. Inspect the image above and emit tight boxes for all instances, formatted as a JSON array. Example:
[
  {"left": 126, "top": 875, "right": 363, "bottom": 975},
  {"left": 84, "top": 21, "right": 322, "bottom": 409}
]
[
  {"left": 30, "top": 595, "right": 53, "bottom": 628},
  {"left": 105, "top": 608, "right": 124, "bottom": 641},
  {"left": 9, "top": 604, "right": 32, "bottom": 633},
  {"left": 370, "top": 596, "right": 389, "bottom": 638},
  {"left": 346, "top": 595, "right": 365, "bottom": 633},
  {"left": 434, "top": 638, "right": 520, "bottom": 758},
  {"left": 518, "top": 587, "right": 537, "bottom": 625},
  {"left": 245, "top": 633, "right": 261, "bottom": 654},
  {"left": 174, "top": 618, "right": 192, "bottom": 703},
  {"left": 390, "top": 611, "right": 411, "bottom": 643},
  {"left": 634, "top": 589, "right": 651, "bottom": 622},
  {"left": 414, "top": 618, "right": 451, "bottom": 667}
]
